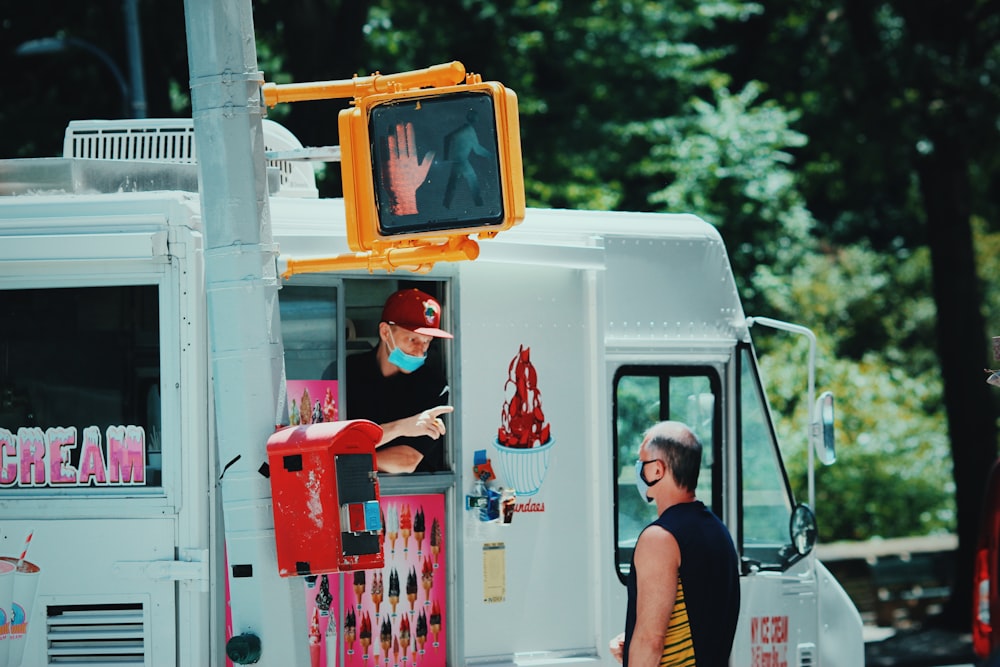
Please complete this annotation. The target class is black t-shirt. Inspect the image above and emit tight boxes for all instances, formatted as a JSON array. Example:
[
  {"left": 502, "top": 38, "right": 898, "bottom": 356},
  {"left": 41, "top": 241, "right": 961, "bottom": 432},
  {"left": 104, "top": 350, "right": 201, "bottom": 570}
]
[{"left": 345, "top": 347, "right": 450, "bottom": 473}]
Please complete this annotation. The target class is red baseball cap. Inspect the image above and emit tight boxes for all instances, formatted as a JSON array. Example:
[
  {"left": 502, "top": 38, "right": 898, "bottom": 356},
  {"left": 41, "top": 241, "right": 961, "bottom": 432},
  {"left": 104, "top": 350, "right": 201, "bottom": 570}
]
[{"left": 381, "top": 289, "right": 453, "bottom": 339}]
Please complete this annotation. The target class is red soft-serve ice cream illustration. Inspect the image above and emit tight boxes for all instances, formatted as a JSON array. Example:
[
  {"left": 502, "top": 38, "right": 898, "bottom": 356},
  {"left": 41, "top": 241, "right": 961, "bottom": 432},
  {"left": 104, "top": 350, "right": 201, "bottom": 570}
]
[{"left": 493, "top": 345, "right": 554, "bottom": 496}]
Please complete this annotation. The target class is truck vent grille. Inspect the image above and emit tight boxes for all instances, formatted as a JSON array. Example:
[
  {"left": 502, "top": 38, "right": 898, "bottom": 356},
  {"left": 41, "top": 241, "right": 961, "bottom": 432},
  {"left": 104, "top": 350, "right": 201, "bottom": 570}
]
[
  {"left": 63, "top": 118, "right": 318, "bottom": 198},
  {"left": 797, "top": 642, "right": 816, "bottom": 666},
  {"left": 65, "top": 120, "right": 197, "bottom": 163},
  {"left": 46, "top": 602, "right": 146, "bottom": 664}
]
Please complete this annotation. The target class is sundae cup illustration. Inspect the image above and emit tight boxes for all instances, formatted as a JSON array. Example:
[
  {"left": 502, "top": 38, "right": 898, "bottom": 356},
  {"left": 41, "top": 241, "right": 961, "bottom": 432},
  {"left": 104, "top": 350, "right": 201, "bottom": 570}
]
[
  {"left": 430, "top": 518, "right": 442, "bottom": 567},
  {"left": 371, "top": 572, "right": 384, "bottom": 615},
  {"left": 421, "top": 557, "right": 433, "bottom": 602},
  {"left": 393, "top": 636, "right": 400, "bottom": 666},
  {"left": 400, "top": 504, "right": 412, "bottom": 551},
  {"left": 429, "top": 600, "right": 441, "bottom": 648},
  {"left": 344, "top": 608, "right": 357, "bottom": 655},
  {"left": 405, "top": 566, "right": 418, "bottom": 613},
  {"left": 413, "top": 507, "right": 425, "bottom": 553},
  {"left": 388, "top": 568, "right": 400, "bottom": 614},
  {"left": 493, "top": 345, "right": 554, "bottom": 496}
]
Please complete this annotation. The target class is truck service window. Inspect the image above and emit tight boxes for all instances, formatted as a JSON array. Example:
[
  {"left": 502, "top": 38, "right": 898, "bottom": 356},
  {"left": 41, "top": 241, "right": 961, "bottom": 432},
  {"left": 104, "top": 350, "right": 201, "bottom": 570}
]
[
  {"left": 613, "top": 368, "right": 720, "bottom": 582},
  {"left": 0, "top": 286, "right": 161, "bottom": 489},
  {"left": 278, "top": 285, "right": 339, "bottom": 383}
]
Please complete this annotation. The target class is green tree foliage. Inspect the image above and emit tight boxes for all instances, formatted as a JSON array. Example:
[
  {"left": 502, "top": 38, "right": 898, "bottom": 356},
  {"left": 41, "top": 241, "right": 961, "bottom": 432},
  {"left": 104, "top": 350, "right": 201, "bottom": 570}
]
[{"left": 752, "top": 242, "right": 954, "bottom": 540}]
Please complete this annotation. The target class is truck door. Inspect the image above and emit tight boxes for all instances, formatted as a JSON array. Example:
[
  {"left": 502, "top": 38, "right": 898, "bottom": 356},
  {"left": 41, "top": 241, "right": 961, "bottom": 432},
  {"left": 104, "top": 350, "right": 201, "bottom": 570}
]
[
  {"left": 613, "top": 366, "right": 724, "bottom": 582},
  {"left": 0, "top": 220, "right": 209, "bottom": 666},
  {"left": 733, "top": 344, "right": 820, "bottom": 666}
]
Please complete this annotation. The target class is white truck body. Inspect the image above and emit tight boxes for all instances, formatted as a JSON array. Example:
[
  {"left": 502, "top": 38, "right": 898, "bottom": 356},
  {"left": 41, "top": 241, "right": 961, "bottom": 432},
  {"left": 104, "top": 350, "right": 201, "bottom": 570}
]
[{"left": 0, "top": 121, "right": 863, "bottom": 666}]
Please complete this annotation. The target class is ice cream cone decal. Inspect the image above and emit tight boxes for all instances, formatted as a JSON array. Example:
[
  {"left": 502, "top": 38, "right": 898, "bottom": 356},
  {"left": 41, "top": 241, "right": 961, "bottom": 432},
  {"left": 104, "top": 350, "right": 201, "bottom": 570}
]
[
  {"left": 354, "top": 570, "right": 366, "bottom": 610},
  {"left": 429, "top": 600, "right": 441, "bottom": 648},
  {"left": 429, "top": 517, "right": 442, "bottom": 568},
  {"left": 379, "top": 616, "right": 392, "bottom": 666},
  {"left": 421, "top": 557, "right": 433, "bottom": 603},
  {"left": 309, "top": 608, "right": 322, "bottom": 667},
  {"left": 400, "top": 504, "right": 412, "bottom": 552},
  {"left": 388, "top": 567, "right": 400, "bottom": 615},
  {"left": 344, "top": 608, "right": 357, "bottom": 656},
  {"left": 416, "top": 609, "right": 428, "bottom": 656},
  {"left": 360, "top": 611, "right": 372, "bottom": 661},
  {"left": 413, "top": 506, "right": 425, "bottom": 554},
  {"left": 315, "top": 574, "right": 332, "bottom": 616},
  {"left": 371, "top": 571, "right": 384, "bottom": 615},
  {"left": 398, "top": 614, "right": 411, "bottom": 664},
  {"left": 405, "top": 566, "right": 418, "bottom": 613},
  {"left": 326, "top": 616, "right": 337, "bottom": 667},
  {"left": 387, "top": 505, "right": 399, "bottom": 553}
]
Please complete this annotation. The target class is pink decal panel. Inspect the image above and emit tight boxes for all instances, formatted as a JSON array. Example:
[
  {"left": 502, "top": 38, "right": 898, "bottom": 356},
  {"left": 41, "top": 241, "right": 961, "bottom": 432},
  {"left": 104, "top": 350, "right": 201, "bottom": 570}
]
[
  {"left": 304, "top": 493, "right": 447, "bottom": 667},
  {"left": 287, "top": 381, "right": 338, "bottom": 426}
]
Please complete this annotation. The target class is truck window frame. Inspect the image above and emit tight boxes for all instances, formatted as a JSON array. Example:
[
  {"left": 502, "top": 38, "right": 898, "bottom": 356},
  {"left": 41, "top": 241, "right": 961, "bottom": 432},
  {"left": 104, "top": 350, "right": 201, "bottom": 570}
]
[
  {"left": 277, "top": 276, "right": 456, "bottom": 494},
  {"left": 0, "top": 277, "right": 176, "bottom": 509},
  {"left": 611, "top": 364, "right": 723, "bottom": 584},
  {"left": 736, "top": 342, "right": 798, "bottom": 572}
]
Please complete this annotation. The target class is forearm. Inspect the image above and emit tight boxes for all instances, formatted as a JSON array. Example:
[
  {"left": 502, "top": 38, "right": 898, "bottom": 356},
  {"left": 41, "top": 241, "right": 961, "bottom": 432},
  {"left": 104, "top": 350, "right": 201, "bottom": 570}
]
[
  {"left": 626, "top": 631, "right": 664, "bottom": 667},
  {"left": 374, "top": 444, "right": 423, "bottom": 473}
]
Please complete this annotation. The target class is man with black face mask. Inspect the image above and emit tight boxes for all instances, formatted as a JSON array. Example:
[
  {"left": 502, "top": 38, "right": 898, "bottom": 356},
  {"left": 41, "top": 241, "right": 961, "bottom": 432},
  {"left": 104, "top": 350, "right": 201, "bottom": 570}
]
[
  {"left": 345, "top": 288, "right": 453, "bottom": 473},
  {"left": 610, "top": 421, "right": 740, "bottom": 667}
]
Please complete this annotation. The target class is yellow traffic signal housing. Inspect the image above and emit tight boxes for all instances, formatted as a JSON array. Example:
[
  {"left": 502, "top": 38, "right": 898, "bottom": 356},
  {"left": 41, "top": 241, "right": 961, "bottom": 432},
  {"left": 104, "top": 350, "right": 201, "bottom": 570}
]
[{"left": 339, "top": 81, "right": 525, "bottom": 253}]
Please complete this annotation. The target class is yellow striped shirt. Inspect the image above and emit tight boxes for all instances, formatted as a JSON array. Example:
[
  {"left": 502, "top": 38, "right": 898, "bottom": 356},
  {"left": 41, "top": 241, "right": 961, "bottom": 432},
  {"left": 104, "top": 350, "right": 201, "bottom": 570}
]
[{"left": 660, "top": 576, "right": 695, "bottom": 666}]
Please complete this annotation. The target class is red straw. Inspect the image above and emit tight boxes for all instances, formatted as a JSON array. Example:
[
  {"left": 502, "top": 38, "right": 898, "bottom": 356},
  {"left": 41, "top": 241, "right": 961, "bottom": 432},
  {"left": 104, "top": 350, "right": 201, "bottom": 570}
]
[{"left": 16, "top": 531, "right": 32, "bottom": 569}]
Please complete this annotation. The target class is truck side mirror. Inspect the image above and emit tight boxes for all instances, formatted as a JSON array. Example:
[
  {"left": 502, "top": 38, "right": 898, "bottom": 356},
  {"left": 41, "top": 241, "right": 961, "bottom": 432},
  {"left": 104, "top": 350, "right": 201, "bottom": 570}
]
[{"left": 812, "top": 391, "right": 836, "bottom": 465}]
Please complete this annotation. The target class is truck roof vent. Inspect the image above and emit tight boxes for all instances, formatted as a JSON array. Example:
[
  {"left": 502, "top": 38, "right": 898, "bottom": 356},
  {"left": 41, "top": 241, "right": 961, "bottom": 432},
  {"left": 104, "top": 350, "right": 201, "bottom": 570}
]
[
  {"left": 63, "top": 118, "right": 319, "bottom": 198},
  {"left": 46, "top": 602, "right": 146, "bottom": 664}
]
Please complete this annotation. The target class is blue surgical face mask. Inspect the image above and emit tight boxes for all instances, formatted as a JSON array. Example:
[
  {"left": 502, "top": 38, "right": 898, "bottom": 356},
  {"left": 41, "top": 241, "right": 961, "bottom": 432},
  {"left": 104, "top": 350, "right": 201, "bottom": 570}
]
[
  {"left": 387, "top": 329, "right": 427, "bottom": 373},
  {"left": 635, "top": 459, "right": 661, "bottom": 503}
]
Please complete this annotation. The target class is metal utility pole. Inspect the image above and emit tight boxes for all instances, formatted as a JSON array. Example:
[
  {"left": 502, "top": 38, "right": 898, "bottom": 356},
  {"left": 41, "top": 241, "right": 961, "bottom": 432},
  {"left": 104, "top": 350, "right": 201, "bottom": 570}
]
[
  {"left": 182, "top": 0, "right": 305, "bottom": 664},
  {"left": 123, "top": 0, "right": 147, "bottom": 118}
]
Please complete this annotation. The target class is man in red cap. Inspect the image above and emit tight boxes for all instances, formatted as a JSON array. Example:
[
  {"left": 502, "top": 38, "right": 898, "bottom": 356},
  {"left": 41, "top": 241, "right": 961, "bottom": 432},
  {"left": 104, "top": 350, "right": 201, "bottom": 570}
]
[{"left": 346, "top": 288, "right": 454, "bottom": 473}]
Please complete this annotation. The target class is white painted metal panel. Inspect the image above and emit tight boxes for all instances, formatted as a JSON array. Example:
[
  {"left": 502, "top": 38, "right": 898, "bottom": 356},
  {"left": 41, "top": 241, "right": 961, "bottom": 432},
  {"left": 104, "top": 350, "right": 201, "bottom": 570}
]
[{"left": 457, "top": 260, "right": 603, "bottom": 664}]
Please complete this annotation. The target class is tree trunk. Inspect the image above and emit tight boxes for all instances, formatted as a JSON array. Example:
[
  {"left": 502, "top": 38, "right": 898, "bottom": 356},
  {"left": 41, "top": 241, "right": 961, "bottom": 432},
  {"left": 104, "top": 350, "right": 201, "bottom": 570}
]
[{"left": 917, "top": 133, "right": 997, "bottom": 630}]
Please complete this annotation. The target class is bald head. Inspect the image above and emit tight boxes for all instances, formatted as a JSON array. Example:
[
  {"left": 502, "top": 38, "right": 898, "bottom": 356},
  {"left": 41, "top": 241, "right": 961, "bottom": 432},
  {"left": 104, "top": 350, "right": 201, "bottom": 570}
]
[{"left": 643, "top": 421, "right": 703, "bottom": 492}]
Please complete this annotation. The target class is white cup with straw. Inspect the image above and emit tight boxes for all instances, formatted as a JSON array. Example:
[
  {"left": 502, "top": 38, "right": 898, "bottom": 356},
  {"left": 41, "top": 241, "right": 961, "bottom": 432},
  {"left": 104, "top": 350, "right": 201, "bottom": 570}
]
[
  {"left": 0, "top": 532, "right": 40, "bottom": 667},
  {"left": 0, "top": 558, "right": 16, "bottom": 667}
]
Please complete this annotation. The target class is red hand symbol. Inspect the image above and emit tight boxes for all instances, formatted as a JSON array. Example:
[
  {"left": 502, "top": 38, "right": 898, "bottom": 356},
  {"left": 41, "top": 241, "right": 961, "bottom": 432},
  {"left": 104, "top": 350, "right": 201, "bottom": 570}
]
[{"left": 385, "top": 122, "right": 435, "bottom": 216}]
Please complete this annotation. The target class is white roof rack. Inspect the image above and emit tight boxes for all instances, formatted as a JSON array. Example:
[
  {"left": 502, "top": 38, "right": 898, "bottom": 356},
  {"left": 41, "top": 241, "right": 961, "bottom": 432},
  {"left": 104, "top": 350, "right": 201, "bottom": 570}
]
[{"left": 63, "top": 118, "right": 319, "bottom": 198}]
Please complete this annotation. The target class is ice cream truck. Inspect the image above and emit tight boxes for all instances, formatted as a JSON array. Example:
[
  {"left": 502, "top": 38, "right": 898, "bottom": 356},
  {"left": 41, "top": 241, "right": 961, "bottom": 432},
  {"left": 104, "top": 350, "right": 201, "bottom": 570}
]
[{"left": 0, "top": 117, "right": 863, "bottom": 666}]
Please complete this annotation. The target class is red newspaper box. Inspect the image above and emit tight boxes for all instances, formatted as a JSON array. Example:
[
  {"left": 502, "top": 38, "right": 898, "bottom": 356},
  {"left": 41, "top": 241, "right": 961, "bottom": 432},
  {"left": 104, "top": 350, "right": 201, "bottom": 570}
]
[{"left": 267, "top": 419, "right": 384, "bottom": 576}]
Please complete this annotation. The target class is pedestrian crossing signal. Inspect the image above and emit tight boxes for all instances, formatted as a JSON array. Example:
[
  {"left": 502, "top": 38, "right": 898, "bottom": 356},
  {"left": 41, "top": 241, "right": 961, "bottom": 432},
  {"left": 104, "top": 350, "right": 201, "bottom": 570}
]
[{"left": 339, "top": 82, "right": 525, "bottom": 252}]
